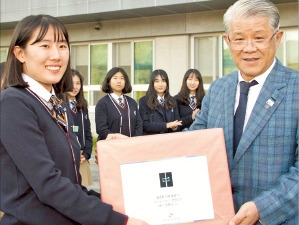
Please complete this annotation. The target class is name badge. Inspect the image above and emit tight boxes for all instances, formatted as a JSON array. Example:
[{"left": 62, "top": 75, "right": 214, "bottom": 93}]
[{"left": 73, "top": 125, "right": 79, "bottom": 132}]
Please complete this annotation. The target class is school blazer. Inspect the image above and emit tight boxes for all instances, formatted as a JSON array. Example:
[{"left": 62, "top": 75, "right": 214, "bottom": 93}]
[
  {"left": 95, "top": 95, "right": 143, "bottom": 140},
  {"left": 0, "top": 87, "right": 127, "bottom": 225},
  {"left": 139, "top": 96, "right": 181, "bottom": 134},
  {"left": 188, "top": 60, "right": 298, "bottom": 225},
  {"left": 69, "top": 108, "right": 93, "bottom": 160},
  {"left": 173, "top": 95, "right": 194, "bottom": 130}
]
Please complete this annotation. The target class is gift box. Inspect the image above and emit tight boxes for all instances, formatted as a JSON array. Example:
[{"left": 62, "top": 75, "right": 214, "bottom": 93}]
[{"left": 97, "top": 128, "right": 235, "bottom": 225}]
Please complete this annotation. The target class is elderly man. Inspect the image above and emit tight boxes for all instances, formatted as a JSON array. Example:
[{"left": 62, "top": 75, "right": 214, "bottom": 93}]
[{"left": 188, "top": 0, "right": 298, "bottom": 224}]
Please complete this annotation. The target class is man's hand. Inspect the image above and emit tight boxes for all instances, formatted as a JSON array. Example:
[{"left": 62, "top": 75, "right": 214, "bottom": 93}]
[{"left": 229, "top": 201, "right": 260, "bottom": 225}]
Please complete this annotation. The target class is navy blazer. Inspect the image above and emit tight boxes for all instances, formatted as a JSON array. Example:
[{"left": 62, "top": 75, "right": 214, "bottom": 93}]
[
  {"left": 139, "top": 95, "right": 181, "bottom": 134},
  {"left": 188, "top": 60, "right": 298, "bottom": 225},
  {"left": 95, "top": 94, "right": 143, "bottom": 140},
  {"left": 173, "top": 95, "right": 194, "bottom": 130},
  {"left": 0, "top": 87, "right": 127, "bottom": 225},
  {"left": 69, "top": 108, "right": 93, "bottom": 160}
]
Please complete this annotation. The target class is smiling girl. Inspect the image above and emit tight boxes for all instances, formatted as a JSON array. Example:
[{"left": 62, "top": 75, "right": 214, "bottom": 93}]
[{"left": 0, "top": 15, "right": 147, "bottom": 225}]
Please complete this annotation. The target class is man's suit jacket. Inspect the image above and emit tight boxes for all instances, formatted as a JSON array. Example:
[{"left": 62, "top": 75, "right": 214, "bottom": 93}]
[
  {"left": 189, "top": 60, "right": 298, "bottom": 225},
  {"left": 139, "top": 96, "right": 181, "bottom": 134}
]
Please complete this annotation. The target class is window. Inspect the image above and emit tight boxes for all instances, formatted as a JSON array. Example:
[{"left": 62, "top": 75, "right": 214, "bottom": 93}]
[
  {"left": 0, "top": 48, "right": 8, "bottom": 62},
  {"left": 134, "top": 41, "right": 153, "bottom": 85},
  {"left": 194, "top": 36, "right": 221, "bottom": 86},
  {"left": 112, "top": 42, "right": 131, "bottom": 82},
  {"left": 71, "top": 45, "right": 89, "bottom": 85},
  {"left": 276, "top": 29, "right": 298, "bottom": 71},
  {"left": 285, "top": 30, "right": 298, "bottom": 71},
  {"left": 133, "top": 41, "right": 153, "bottom": 103},
  {"left": 193, "top": 28, "right": 298, "bottom": 90},
  {"left": 223, "top": 40, "right": 237, "bottom": 75},
  {"left": 70, "top": 40, "right": 153, "bottom": 106},
  {"left": 90, "top": 44, "right": 108, "bottom": 85}
]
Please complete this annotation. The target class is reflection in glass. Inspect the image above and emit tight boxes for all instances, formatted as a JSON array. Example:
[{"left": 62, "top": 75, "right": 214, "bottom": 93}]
[
  {"left": 134, "top": 41, "right": 153, "bottom": 84},
  {"left": 133, "top": 91, "right": 147, "bottom": 105},
  {"left": 90, "top": 44, "right": 108, "bottom": 85},
  {"left": 222, "top": 40, "right": 237, "bottom": 75}
]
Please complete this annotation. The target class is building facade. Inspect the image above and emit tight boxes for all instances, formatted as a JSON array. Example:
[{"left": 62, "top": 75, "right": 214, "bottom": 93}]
[{"left": 1, "top": 0, "right": 298, "bottom": 134}]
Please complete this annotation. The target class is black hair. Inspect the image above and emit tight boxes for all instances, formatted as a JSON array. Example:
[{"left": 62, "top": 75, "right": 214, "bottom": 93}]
[
  {"left": 146, "top": 69, "right": 176, "bottom": 110},
  {"left": 0, "top": 14, "right": 73, "bottom": 94},
  {"left": 176, "top": 69, "right": 205, "bottom": 109},
  {"left": 101, "top": 67, "right": 132, "bottom": 94}
]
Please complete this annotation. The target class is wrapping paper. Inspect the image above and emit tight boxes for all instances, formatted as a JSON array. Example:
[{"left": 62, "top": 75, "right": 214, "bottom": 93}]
[{"left": 97, "top": 128, "right": 235, "bottom": 224}]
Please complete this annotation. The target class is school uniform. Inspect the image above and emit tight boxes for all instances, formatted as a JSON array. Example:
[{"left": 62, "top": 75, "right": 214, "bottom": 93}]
[
  {"left": 0, "top": 83, "right": 127, "bottom": 224},
  {"left": 174, "top": 94, "right": 195, "bottom": 130},
  {"left": 68, "top": 100, "right": 93, "bottom": 186},
  {"left": 95, "top": 94, "right": 143, "bottom": 140},
  {"left": 68, "top": 101, "right": 93, "bottom": 160},
  {"left": 139, "top": 95, "right": 181, "bottom": 135}
]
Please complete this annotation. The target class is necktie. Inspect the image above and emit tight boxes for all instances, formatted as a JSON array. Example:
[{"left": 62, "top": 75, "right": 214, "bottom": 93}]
[
  {"left": 49, "top": 95, "right": 67, "bottom": 130},
  {"left": 118, "top": 97, "right": 124, "bottom": 107},
  {"left": 70, "top": 99, "right": 77, "bottom": 113},
  {"left": 159, "top": 98, "right": 164, "bottom": 106},
  {"left": 189, "top": 96, "right": 196, "bottom": 110},
  {"left": 233, "top": 80, "right": 258, "bottom": 156}
]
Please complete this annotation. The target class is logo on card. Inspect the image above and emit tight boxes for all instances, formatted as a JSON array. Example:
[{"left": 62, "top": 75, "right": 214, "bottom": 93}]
[{"left": 159, "top": 172, "right": 173, "bottom": 188}]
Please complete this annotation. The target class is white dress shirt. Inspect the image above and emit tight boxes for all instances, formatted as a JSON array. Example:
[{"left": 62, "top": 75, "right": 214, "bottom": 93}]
[{"left": 234, "top": 58, "right": 276, "bottom": 131}]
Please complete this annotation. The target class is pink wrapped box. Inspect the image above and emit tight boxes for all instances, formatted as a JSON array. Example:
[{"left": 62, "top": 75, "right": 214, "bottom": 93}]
[{"left": 97, "top": 128, "right": 235, "bottom": 224}]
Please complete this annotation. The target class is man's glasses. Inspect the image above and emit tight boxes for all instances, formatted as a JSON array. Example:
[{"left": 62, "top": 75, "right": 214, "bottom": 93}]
[{"left": 228, "top": 31, "right": 278, "bottom": 50}]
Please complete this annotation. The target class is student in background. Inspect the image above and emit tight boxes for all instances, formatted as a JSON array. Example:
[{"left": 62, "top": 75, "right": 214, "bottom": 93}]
[
  {"left": 95, "top": 67, "right": 143, "bottom": 141},
  {"left": 139, "top": 69, "right": 182, "bottom": 134},
  {"left": 65, "top": 69, "right": 93, "bottom": 187},
  {"left": 0, "top": 14, "right": 148, "bottom": 225},
  {"left": 174, "top": 69, "right": 205, "bottom": 130}
]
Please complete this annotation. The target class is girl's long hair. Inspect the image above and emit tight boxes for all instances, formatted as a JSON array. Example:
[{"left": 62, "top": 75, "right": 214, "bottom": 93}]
[
  {"left": 146, "top": 69, "right": 176, "bottom": 110},
  {"left": 176, "top": 69, "right": 205, "bottom": 109}
]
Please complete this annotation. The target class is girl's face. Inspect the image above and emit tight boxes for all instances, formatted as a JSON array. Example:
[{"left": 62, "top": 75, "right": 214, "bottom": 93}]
[
  {"left": 186, "top": 73, "right": 199, "bottom": 94},
  {"left": 109, "top": 72, "right": 125, "bottom": 96},
  {"left": 14, "top": 25, "right": 69, "bottom": 92},
  {"left": 154, "top": 75, "right": 167, "bottom": 97},
  {"left": 67, "top": 74, "right": 81, "bottom": 100}
]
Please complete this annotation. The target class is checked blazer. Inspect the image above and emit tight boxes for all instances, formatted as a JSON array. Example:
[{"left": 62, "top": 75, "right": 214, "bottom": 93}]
[{"left": 188, "top": 59, "right": 298, "bottom": 225}]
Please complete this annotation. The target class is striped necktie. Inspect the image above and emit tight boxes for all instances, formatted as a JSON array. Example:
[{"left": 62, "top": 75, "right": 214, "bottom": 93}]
[
  {"left": 159, "top": 98, "right": 164, "bottom": 106},
  {"left": 49, "top": 95, "right": 67, "bottom": 130},
  {"left": 70, "top": 99, "right": 77, "bottom": 113},
  {"left": 118, "top": 97, "right": 124, "bottom": 107},
  {"left": 189, "top": 96, "right": 196, "bottom": 110}
]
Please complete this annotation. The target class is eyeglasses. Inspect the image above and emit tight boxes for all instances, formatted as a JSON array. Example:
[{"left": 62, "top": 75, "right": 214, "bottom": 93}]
[{"left": 228, "top": 31, "right": 277, "bottom": 50}]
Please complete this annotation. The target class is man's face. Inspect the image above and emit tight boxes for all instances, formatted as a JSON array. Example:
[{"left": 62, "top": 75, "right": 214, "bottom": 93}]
[{"left": 223, "top": 16, "right": 283, "bottom": 81}]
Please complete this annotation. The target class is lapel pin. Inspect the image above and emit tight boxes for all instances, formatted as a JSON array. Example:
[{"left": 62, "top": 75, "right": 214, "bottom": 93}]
[{"left": 265, "top": 99, "right": 274, "bottom": 109}]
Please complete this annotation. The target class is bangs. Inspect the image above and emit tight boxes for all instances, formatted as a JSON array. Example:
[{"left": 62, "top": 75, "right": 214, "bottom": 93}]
[{"left": 31, "top": 16, "right": 68, "bottom": 45}]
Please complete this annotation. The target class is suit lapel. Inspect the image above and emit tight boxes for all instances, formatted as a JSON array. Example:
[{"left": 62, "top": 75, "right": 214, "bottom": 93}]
[{"left": 233, "top": 61, "right": 287, "bottom": 165}]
